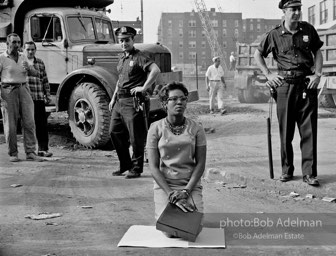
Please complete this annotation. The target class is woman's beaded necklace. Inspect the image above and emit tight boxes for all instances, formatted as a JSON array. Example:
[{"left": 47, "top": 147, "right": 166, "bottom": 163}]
[{"left": 166, "top": 117, "right": 186, "bottom": 135}]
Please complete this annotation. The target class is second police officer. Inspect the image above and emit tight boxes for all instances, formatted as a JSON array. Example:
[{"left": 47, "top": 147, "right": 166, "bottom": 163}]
[{"left": 109, "top": 26, "right": 160, "bottom": 179}]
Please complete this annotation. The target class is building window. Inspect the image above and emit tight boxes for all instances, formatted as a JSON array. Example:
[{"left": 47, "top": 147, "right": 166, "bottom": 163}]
[
  {"left": 243, "top": 24, "right": 246, "bottom": 32},
  {"left": 257, "top": 24, "right": 260, "bottom": 32},
  {"left": 223, "top": 41, "right": 227, "bottom": 48},
  {"left": 222, "top": 20, "right": 227, "bottom": 27},
  {"left": 320, "top": 0, "right": 328, "bottom": 24},
  {"left": 213, "top": 30, "right": 218, "bottom": 38},
  {"left": 235, "top": 20, "right": 239, "bottom": 27},
  {"left": 202, "top": 51, "right": 206, "bottom": 59},
  {"left": 189, "top": 41, "right": 196, "bottom": 48},
  {"left": 250, "top": 35, "right": 254, "bottom": 41},
  {"left": 179, "top": 41, "right": 183, "bottom": 48},
  {"left": 179, "top": 52, "right": 183, "bottom": 59},
  {"left": 188, "top": 20, "right": 196, "bottom": 27},
  {"left": 189, "top": 51, "right": 196, "bottom": 59},
  {"left": 179, "top": 20, "right": 183, "bottom": 27},
  {"left": 334, "top": 0, "right": 336, "bottom": 20},
  {"left": 234, "top": 29, "right": 239, "bottom": 38},
  {"left": 308, "top": 6, "right": 315, "bottom": 25},
  {"left": 168, "top": 28, "right": 172, "bottom": 37},
  {"left": 179, "top": 28, "right": 183, "bottom": 37},
  {"left": 250, "top": 24, "right": 253, "bottom": 30},
  {"left": 212, "top": 20, "right": 218, "bottom": 27},
  {"left": 201, "top": 41, "right": 206, "bottom": 48},
  {"left": 202, "top": 30, "right": 206, "bottom": 37},
  {"left": 265, "top": 25, "right": 268, "bottom": 31},
  {"left": 168, "top": 20, "right": 172, "bottom": 27},
  {"left": 188, "top": 30, "right": 196, "bottom": 37},
  {"left": 222, "top": 28, "right": 227, "bottom": 36}
]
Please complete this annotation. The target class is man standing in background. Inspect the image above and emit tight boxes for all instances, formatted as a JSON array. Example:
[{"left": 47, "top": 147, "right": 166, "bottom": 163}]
[
  {"left": 205, "top": 56, "right": 227, "bottom": 115},
  {"left": 0, "top": 33, "right": 43, "bottom": 162},
  {"left": 229, "top": 52, "right": 236, "bottom": 71},
  {"left": 24, "top": 41, "right": 53, "bottom": 157}
]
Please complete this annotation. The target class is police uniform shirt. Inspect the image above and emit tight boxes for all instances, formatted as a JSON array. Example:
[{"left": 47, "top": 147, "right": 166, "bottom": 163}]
[
  {"left": 258, "top": 21, "right": 323, "bottom": 72},
  {"left": 117, "top": 48, "right": 154, "bottom": 91}
]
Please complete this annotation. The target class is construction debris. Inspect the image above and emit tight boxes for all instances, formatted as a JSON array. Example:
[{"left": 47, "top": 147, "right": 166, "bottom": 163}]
[
  {"left": 322, "top": 197, "right": 336, "bottom": 203},
  {"left": 25, "top": 213, "right": 62, "bottom": 220},
  {"left": 10, "top": 184, "right": 22, "bottom": 188},
  {"left": 305, "top": 194, "right": 315, "bottom": 199},
  {"left": 289, "top": 192, "right": 300, "bottom": 198},
  {"left": 81, "top": 206, "right": 93, "bottom": 209}
]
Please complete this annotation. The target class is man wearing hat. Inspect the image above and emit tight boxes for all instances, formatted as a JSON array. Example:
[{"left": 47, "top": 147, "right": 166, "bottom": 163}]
[
  {"left": 254, "top": 0, "right": 323, "bottom": 186},
  {"left": 109, "top": 26, "right": 160, "bottom": 179},
  {"left": 205, "top": 56, "right": 227, "bottom": 115}
]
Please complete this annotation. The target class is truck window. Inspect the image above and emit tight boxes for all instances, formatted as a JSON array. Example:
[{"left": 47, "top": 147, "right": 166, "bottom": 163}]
[
  {"left": 31, "top": 16, "right": 63, "bottom": 42},
  {"left": 68, "top": 16, "right": 94, "bottom": 42},
  {"left": 95, "top": 18, "right": 114, "bottom": 41}
]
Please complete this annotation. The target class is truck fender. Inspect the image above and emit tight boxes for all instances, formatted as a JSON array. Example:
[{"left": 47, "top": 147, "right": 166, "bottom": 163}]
[{"left": 56, "top": 66, "right": 118, "bottom": 111}]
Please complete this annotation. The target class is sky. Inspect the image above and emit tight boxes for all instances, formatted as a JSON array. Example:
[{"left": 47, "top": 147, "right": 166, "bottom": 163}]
[{"left": 107, "top": 0, "right": 283, "bottom": 43}]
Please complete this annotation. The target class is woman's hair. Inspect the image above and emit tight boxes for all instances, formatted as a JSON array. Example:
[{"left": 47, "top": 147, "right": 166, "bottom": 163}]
[{"left": 158, "top": 81, "right": 189, "bottom": 103}]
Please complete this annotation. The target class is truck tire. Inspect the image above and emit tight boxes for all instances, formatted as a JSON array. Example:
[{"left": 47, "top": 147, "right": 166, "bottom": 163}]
[
  {"left": 237, "top": 89, "right": 246, "bottom": 103},
  {"left": 243, "top": 87, "right": 258, "bottom": 103},
  {"left": 319, "top": 94, "right": 336, "bottom": 108},
  {"left": 68, "top": 82, "right": 111, "bottom": 148}
]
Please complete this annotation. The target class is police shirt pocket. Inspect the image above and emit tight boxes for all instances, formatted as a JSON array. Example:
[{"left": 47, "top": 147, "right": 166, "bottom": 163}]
[{"left": 279, "top": 45, "right": 292, "bottom": 54}]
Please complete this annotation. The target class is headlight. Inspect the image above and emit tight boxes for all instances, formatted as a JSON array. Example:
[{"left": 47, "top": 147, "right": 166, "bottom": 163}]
[{"left": 87, "top": 58, "right": 96, "bottom": 65}]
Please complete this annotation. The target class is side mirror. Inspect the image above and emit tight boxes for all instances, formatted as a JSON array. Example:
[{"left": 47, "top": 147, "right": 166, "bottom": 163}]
[{"left": 63, "top": 39, "right": 69, "bottom": 49}]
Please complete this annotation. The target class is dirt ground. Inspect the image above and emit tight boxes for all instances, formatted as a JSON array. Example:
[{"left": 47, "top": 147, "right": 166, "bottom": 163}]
[{"left": 0, "top": 96, "right": 336, "bottom": 256}]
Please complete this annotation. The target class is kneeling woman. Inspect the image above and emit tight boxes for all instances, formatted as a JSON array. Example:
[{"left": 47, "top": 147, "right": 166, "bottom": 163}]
[{"left": 146, "top": 81, "right": 207, "bottom": 224}]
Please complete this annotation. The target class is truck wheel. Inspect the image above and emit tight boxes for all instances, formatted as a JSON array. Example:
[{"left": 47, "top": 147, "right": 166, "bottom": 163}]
[
  {"left": 68, "top": 82, "right": 111, "bottom": 148},
  {"left": 243, "top": 87, "right": 257, "bottom": 103},
  {"left": 255, "top": 92, "right": 270, "bottom": 103},
  {"left": 319, "top": 94, "right": 336, "bottom": 108},
  {"left": 237, "top": 89, "right": 246, "bottom": 103}
]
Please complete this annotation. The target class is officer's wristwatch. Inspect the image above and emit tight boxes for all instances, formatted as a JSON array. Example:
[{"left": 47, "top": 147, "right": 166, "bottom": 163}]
[{"left": 315, "top": 72, "right": 322, "bottom": 77}]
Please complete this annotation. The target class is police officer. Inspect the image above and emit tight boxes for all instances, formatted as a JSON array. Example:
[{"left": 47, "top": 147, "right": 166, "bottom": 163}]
[
  {"left": 109, "top": 26, "right": 160, "bottom": 179},
  {"left": 254, "top": 0, "right": 323, "bottom": 186}
]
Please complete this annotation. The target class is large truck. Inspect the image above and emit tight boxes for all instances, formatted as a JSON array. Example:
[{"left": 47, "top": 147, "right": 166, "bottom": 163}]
[
  {"left": 234, "top": 29, "right": 336, "bottom": 106},
  {"left": 0, "top": 0, "right": 198, "bottom": 148}
]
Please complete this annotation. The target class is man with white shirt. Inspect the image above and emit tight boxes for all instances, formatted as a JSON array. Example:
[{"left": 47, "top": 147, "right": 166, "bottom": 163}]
[
  {"left": 0, "top": 33, "right": 43, "bottom": 162},
  {"left": 205, "top": 56, "right": 227, "bottom": 114}
]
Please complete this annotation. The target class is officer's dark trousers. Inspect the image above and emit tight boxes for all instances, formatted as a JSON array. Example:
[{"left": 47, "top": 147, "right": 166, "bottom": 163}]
[
  {"left": 276, "top": 80, "right": 317, "bottom": 177},
  {"left": 33, "top": 100, "right": 49, "bottom": 151},
  {"left": 110, "top": 97, "right": 148, "bottom": 173}
]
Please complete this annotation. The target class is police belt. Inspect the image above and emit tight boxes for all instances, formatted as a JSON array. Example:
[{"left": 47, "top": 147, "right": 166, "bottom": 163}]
[
  {"left": 1, "top": 82, "right": 27, "bottom": 88},
  {"left": 278, "top": 70, "right": 310, "bottom": 84}
]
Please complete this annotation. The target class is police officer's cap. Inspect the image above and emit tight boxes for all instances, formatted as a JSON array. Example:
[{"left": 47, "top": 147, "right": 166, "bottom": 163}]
[
  {"left": 115, "top": 26, "right": 137, "bottom": 39},
  {"left": 278, "top": 0, "right": 302, "bottom": 9}
]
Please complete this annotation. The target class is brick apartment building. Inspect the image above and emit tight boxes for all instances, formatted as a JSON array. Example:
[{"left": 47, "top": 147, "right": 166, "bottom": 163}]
[
  {"left": 157, "top": 8, "right": 281, "bottom": 75},
  {"left": 303, "top": 0, "right": 336, "bottom": 30}
]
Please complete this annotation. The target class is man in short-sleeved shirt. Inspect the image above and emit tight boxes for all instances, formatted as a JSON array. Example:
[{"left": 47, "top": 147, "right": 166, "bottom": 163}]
[
  {"left": 108, "top": 26, "right": 160, "bottom": 179},
  {"left": 205, "top": 56, "right": 227, "bottom": 115},
  {"left": 0, "top": 33, "right": 43, "bottom": 162},
  {"left": 254, "top": 0, "right": 323, "bottom": 186}
]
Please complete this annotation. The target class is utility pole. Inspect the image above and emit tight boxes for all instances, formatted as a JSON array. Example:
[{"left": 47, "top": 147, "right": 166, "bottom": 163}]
[{"left": 140, "top": 0, "right": 144, "bottom": 40}]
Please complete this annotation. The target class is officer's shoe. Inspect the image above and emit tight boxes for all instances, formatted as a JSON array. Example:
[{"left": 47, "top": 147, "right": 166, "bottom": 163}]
[
  {"left": 112, "top": 170, "right": 128, "bottom": 176},
  {"left": 279, "top": 174, "right": 293, "bottom": 182},
  {"left": 303, "top": 175, "right": 319, "bottom": 186},
  {"left": 125, "top": 169, "right": 141, "bottom": 179}
]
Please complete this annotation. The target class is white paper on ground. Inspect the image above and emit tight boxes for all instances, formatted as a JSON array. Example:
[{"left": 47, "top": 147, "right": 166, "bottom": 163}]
[{"left": 117, "top": 225, "right": 225, "bottom": 248}]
